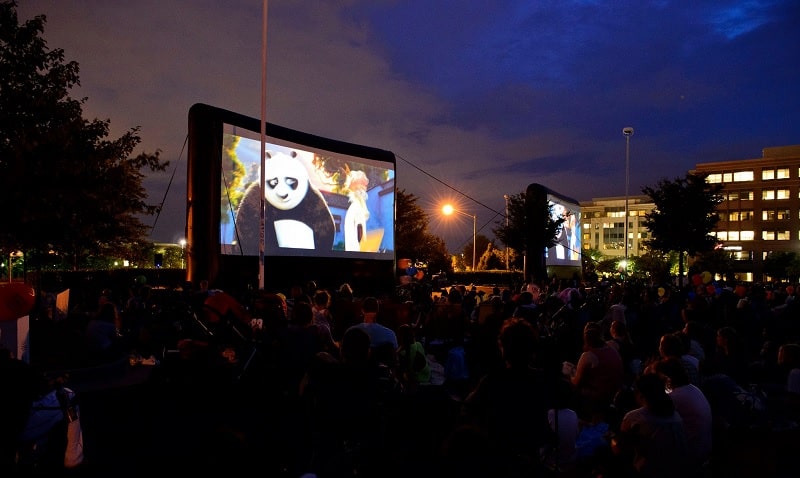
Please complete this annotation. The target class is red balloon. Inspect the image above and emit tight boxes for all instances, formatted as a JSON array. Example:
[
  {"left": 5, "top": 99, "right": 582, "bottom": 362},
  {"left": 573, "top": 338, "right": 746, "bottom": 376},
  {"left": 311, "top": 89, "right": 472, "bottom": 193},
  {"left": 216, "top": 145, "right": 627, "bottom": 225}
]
[
  {"left": 0, "top": 283, "right": 36, "bottom": 322},
  {"left": 691, "top": 274, "right": 702, "bottom": 286}
]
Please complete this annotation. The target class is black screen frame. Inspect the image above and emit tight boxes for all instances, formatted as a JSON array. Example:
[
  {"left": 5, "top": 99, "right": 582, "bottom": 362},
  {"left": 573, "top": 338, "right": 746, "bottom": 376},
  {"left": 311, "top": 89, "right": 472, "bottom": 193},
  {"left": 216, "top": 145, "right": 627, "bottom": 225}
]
[{"left": 187, "top": 103, "right": 397, "bottom": 294}]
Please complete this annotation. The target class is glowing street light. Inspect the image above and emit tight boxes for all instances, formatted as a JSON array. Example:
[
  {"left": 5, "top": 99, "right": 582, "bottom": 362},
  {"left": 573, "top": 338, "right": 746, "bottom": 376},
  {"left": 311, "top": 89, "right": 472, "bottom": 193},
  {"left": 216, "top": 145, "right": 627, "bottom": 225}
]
[
  {"left": 179, "top": 239, "right": 187, "bottom": 269},
  {"left": 623, "top": 126, "right": 634, "bottom": 277},
  {"left": 442, "top": 204, "right": 476, "bottom": 271}
]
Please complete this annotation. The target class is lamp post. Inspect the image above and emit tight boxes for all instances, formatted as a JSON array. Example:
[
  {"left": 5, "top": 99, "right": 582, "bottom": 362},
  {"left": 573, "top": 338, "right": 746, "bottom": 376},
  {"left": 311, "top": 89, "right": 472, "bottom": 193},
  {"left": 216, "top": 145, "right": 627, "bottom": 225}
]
[
  {"left": 622, "top": 127, "right": 634, "bottom": 276},
  {"left": 179, "top": 239, "right": 187, "bottom": 269},
  {"left": 504, "top": 194, "right": 510, "bottom": 270},
  {"left": 442, "top": 204, "right": 477, "bottom": 272}
]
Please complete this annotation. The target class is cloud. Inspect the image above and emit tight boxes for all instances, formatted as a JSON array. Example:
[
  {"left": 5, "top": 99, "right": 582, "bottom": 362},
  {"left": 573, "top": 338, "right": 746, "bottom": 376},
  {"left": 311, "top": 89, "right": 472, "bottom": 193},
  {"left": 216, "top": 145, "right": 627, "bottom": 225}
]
[{"left": 16, "top": 0, "right": 800, "bottom": 250}]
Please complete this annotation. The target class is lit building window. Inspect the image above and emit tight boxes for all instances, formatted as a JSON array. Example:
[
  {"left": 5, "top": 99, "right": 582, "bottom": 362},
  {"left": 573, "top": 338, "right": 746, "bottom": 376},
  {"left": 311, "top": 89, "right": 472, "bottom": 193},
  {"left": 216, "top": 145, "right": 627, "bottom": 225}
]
[
  {"left": 732, "top": 251, "right": 751, "bottom": 261},
  {"left": 762, "top": 169, "right": 775, "bottom": 180},
  {"left": 717, "top": 231, "right": 728, "bottom": 240},
  {"left": 730, "top": 210, "right": 754, "bottom": 221},
  {"left": 777, "top": 168, "right": 790, "bottom": 179},
  {"left": 778, "top": 209, "right": 791, "bottom": 220},
  {"left": 763, "top": 190, "right": 775, "bottom": 200},
  {"left": 762, "top": 231, "right": 776, "bottom": 240},
  {"left": 707, "top": 174, "right": 722, "bottom": 183},
  {"left": 741, "top": 231, "right": 755, "bottom": 240},
  {"left": 729, "top": 231, "right": 739, "bottom": 240},
  {"left": 733, "top": 171, "right": 753, "bottom": 182},
  {"left": 777, "top": 231, "right": 790, "bottom": 240},
  {"left": 723, "top": 173, "right": 733, "bottom": 182},
  {"left": 777, "top": 189, "right": 790, "bottom": 199},
  {"left": 763, "top": 210, "right": 775, "bottom": 221}
]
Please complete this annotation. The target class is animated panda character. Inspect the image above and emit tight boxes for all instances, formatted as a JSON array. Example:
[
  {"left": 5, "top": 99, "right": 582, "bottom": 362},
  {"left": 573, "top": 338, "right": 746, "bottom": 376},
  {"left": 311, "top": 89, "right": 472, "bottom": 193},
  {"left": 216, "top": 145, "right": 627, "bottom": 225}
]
[
  {"left": 343, "top": 170, "right": 370, "bottom": 251},
  {"left": 234, "top": 150, "right": 335, "bottom": 255}
]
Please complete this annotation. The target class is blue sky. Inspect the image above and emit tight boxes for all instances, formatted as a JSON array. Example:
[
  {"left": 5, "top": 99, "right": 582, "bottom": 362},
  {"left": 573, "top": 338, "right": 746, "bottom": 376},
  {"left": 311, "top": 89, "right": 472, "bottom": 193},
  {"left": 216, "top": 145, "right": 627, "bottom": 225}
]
[{"left": 17, "top": 1, "right": 800, "bottom": 253}]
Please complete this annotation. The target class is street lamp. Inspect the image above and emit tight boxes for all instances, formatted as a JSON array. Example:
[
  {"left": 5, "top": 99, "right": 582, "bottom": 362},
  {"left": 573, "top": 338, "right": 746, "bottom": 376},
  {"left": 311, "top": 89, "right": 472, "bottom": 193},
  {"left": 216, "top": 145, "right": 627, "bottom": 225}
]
[
  {"left": 442, "top": 204, "right": 477, "bottom": 272},
  {"left": 179, "top": 239, "right": 187, "bottom": 269},
  {"left": 622, "top": 126, "right": 634, "bottom": 276}
]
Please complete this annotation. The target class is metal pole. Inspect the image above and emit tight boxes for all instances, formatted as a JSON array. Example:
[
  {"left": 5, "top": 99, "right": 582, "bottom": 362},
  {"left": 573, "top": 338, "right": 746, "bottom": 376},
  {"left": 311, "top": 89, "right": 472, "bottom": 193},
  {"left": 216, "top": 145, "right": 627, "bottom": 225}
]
[
  {"left": 472, "top": 214, "right": 477, "bottom": 272},
  {"left": 259, "top": 0, "right": 269, "bottom": 290},
  {"left": 623, "top": 127, "right": 634, "bottom": 275},
  {"left": 504, "top": 195, "right": 509, "bottom": 270}
]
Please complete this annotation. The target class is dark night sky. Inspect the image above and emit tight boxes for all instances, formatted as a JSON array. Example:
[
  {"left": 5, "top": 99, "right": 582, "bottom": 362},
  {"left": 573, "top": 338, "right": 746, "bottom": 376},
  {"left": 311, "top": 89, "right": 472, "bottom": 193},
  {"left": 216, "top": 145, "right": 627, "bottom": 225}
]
[{"left": 17, "top": 1, "right": 800, "bottom": 252}]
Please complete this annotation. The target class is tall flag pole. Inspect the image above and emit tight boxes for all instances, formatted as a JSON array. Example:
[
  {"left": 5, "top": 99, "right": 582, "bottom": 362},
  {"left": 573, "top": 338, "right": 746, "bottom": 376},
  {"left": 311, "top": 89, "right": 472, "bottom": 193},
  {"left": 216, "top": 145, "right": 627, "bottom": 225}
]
[{"left": 259, "top": 0, "right": 269, "bottom": 290}]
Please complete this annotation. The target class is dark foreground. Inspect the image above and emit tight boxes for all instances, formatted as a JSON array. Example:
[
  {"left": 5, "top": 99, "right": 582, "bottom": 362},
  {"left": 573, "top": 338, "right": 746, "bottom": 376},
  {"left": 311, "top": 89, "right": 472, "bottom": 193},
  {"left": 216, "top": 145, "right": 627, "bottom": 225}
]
[{"left": 19, "top": 353, "right": 800, "bottom": 478}]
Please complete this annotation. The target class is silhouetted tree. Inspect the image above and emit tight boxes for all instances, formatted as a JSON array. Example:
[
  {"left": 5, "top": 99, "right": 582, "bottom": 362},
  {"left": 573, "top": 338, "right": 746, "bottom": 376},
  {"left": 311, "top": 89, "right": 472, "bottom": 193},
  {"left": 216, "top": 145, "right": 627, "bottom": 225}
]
[
  {"left": 493, "top": 190, "right": 564, "bottom": 280},
  {"left": 635, "top": 250, "right": 676, "bottom": 285},
  {"left": 493, "top": 192, "right": 527, "bottom": 270},
  {"left": 461, "top": 234, "right": 492, "bottom": 271},
  {"left": 395, "top": 189, "right": 451, "bottom": 274},
  {"left": 0, "top": 2, "right": 168, "bottom": 270},
  {"left": 763, "top": 251, "right": 800, "bottom": 282},
  {"left": 641, "top": 172, "right": 723, "bottom": 284},
  {"left": 693, "top": 249, "right": 736, "bottom": 283}
]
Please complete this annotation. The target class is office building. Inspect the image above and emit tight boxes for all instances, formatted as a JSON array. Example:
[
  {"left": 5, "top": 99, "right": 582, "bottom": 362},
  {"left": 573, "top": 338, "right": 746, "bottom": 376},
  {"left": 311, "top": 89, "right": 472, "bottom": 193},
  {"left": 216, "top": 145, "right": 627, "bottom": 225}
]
[
  {"left": 579, "top": 195, "right": 655, "bottom": 260},
  {"left": 693, "top": 144, "right": 800, "bottom": 282}
]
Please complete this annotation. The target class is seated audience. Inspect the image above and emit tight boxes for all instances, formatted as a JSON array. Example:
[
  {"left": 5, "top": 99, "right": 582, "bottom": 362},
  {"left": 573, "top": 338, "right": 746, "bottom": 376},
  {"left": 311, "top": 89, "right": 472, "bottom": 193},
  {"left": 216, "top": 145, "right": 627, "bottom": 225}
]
[
  {"left": 569, "top": 322, "right": 624, "bottom": 422},
  {"left": 653, "top": 357, "right": 713, "bottom": 470},
  {"left": 460, "top": 318, "right": 557, "bottom": 477},
  {"left": 611, "top": 372, "right": 689, "bottom": 478}
]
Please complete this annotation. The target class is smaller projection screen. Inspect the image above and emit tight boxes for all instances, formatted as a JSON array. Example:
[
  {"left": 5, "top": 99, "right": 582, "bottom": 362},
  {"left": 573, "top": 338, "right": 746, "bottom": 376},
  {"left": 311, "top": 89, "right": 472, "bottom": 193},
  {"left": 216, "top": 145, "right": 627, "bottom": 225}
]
[
  {"left": 187, "top": 103, "right": 396, "bottom": 293},
  {"left": 525, "top": 183, "right": 582, "bottom": 282},
  {"left": 545, "top": 193, "right": 582, "bottom": 268}
]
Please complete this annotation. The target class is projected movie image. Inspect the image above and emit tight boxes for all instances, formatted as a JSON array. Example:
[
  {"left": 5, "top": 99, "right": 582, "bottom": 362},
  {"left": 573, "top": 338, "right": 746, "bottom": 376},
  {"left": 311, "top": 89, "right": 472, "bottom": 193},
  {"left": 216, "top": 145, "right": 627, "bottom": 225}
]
[
  {"left": 220, "top": 127, "right": 395, "bottom": 260},
  {"left": 546, "top": 195, "right": 581, "bottom": 267}
]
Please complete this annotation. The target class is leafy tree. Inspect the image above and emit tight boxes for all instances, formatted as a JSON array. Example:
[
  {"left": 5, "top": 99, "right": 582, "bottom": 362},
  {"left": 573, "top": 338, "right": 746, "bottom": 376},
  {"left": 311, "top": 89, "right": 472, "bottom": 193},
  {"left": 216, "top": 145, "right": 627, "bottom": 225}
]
[
  {"left": 493, "top": 187, "right": 565, "bottom": 282},
  {"left": 596, "top": 257, "right": 620, "bottom": 276},
  {"left": 477, "top": 241, "right": 505, "bottom": 271},
  {"left": 763, "top": 251, "right": 800, "bottom": 282},
  {"left": 461, "top": 233, "right": 493, "bottom": 271},
  {"left": 641, "top": 172, "right": 723, "bottom": 284},
  {"left": 395, "top": 189, "right": 451, "bottom": 274},
  {"left": 635, "top": 250, "right": 676, "bottom": 285},
  {"left": 493, "top": 192, "right": 527, "bottom": 270},
  {"left": 582, "top": 247, "right": 603, "bottom": 275},
  {"left": 693, "top": 248, "right": 736, "bottom": 283},
  {"left": 0, "top": 2, "right": 168, "bottom": 269}
]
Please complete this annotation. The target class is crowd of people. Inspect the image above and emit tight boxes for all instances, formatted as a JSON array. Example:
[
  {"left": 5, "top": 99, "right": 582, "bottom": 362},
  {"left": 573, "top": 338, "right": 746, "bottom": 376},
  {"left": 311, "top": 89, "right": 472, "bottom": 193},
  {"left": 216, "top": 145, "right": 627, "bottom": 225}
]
[{"left": 3, "top": 274, "right": 800, "bottom": 477}]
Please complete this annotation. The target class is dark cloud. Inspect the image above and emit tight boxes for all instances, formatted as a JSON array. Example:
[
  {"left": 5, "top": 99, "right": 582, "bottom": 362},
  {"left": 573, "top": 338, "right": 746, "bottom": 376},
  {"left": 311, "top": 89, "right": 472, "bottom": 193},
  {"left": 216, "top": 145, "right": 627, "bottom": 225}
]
[{"left": 16, "top": 0, "right": 799, "bottom": 251}]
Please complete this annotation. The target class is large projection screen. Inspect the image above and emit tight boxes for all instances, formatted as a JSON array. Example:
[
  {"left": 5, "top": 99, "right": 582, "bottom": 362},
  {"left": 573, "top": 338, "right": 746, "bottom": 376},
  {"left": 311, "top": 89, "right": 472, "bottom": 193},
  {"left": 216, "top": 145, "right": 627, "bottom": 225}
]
[{"left": 187, "top": 103, "right": 397, "bottom": 294}]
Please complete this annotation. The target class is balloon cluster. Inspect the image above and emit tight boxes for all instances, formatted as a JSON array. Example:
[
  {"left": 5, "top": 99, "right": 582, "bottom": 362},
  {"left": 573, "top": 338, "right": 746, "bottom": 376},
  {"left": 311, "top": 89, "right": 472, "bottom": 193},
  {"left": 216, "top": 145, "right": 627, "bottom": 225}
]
[
  {"left": 687, "top": 270, "right": 722, "bottom": 300},
  {"left": 406, "top": 266, "right": 424, "bottom": 281}
]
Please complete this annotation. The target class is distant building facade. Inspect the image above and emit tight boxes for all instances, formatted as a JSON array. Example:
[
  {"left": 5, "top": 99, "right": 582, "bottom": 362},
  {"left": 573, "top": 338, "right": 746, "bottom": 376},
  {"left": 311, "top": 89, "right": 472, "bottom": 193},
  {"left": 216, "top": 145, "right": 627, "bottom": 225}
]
[
  {"left": 579, "top": 195, "right": 654, "bottom": 261},
  {"left": 693, "top": 145, "right": 800, "bottom": 282},
  {"left": 578, "top": 145, "right": 800, "bottom": 283}
]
